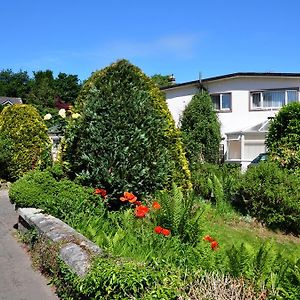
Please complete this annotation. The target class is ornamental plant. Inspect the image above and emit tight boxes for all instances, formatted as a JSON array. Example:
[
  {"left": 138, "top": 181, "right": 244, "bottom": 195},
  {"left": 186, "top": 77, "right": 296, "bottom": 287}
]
[
  {"left": 266, "top": 102, "right": 300, "bottom": 172},
  {"left": 63, "top": 59, "right": 191, "bottom": 197},
  {"left": 180, "top": 91, "right": 221, "bottom": 164},
  {"left": 0, "top": 104, "right": 52, "bottom": 180}
]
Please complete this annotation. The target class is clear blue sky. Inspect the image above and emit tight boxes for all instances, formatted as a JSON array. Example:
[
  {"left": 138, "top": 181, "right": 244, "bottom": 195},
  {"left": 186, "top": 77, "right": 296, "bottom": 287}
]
[{"left": 1, "top": 0, "right": 300, "bottom": 83}]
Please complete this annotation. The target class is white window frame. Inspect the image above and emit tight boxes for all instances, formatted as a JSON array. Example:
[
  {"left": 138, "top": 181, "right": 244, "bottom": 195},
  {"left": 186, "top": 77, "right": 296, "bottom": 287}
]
[
  {"left": 210, "top": 93, "right": 232, "bottom": 112},
  {"left": 250, "top": 89, "right": 299, "bottom": 110}
]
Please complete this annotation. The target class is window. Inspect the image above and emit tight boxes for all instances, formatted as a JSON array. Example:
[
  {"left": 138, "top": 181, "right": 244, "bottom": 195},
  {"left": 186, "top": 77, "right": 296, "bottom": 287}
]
[
  {"left": 250, "top": 89, "right": 298, "bottom": 109},
  {"left": 211, "top": 93, "right": 231, "bottom": 111}
]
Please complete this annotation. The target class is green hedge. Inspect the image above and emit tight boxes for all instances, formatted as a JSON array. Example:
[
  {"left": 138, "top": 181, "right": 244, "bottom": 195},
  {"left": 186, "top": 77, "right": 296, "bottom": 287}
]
[
  {"left": 63, "top": 59, "right": 191, "bottom": 199},
  {"left": 234, "top": 162, "right": 300, "bottom": 234}
]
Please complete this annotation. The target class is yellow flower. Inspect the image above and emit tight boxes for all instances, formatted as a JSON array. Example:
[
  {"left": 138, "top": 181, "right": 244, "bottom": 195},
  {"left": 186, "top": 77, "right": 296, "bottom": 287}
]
[
  {"left": 43, "top": 113, "right": 52, "bottom": 120},
  {"left": 71, "top": 113, "right": 81, "bottom": 119},
  {"left": 58, "top": 109, "right": 66, "bottom": 118}
]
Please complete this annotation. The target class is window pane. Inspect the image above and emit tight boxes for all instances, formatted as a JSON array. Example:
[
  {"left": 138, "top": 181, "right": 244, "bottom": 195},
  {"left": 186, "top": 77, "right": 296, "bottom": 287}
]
[
  {"left": 287, "top": 90, "right": 298, "bottom": 103},
  {"left": 263, "top": 91, "right": 284, "bottom": 108},
  {"left": 252, "top": 93, "right": 261, "bottom": 108},
  {"left": 221, "top": 93, "right": 231, "bottom": 110},
  {"left": 211, "top": 95, "right": 220, "bottom": 110}
]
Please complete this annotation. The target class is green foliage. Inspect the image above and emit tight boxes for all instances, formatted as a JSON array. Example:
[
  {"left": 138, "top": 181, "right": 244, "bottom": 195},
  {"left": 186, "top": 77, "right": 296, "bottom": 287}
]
[
  {"left": 0, "top": 132, "right": 13, "bottom": 179},
  {"left": 180, "top": 91, "right": 221, "bottom": 164},
  {"left": 155, "top": 184, "right": 204, "bottom": 243},
  {"left": 9, "top": 169, "right": 103, "bottom": 220},
  {"left": 63, "top": 59, "right": 191, "bottom": 197},
  {"left": 266, "top": 102, "right": 300, "bottom": 172},
  {"left": 0, "top": 104, "right": 52, "bottom": 180},
  {"left": 151, "top": 74, "right": 174, "bottom": 88},
  {"left": 234, "top": 162, "right": 300, "bottom": 234},
  {"left": 0, "top": 69, "right": 31, "bottom": 99}
]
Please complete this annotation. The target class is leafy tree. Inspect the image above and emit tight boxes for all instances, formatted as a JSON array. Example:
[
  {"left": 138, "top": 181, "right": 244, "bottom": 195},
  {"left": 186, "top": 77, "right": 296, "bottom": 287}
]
[
  {"left": 180, "top": 91, "right": 221, "bottom": 164},
  {"left": 63, "top": 59, "right": 191, "bottom": 198},
  {"left": 266, "top": 102, "right": 300, "bottom": 171},
  {"left": 151, "top": 74, "right": 174, "bottom": 88},
  {"left": 26, "top": 70, "right": 56, "bottom": 108},
  {"left": 54, "top": 72, "right": 81, "bottom": 105},
  {"left": 0, "top": 69, "right": 31, "bottom": 99}
]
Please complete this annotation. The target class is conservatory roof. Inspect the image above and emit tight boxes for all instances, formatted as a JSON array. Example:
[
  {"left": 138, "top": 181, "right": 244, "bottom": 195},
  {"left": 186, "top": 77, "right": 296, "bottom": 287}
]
[{"left": 226, "top": 119, "right": 271, "bottom": 135}]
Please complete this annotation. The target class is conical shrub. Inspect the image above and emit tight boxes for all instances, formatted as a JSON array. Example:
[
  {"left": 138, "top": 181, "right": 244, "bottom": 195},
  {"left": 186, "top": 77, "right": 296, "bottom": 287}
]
[{"left": 63, "top": 59, "right": 191, "bottom": 197}]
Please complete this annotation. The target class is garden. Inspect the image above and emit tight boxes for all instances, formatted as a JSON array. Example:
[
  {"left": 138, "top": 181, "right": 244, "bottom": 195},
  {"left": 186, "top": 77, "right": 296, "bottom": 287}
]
[{"left": 1, "top": 59, "right": 300, "bottom": 299}]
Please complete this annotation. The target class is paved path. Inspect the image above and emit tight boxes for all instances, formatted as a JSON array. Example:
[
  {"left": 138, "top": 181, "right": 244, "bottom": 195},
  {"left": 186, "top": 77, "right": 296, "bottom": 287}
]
[{"left": 0, "top": 189, "right": 59, "bottom": 300}]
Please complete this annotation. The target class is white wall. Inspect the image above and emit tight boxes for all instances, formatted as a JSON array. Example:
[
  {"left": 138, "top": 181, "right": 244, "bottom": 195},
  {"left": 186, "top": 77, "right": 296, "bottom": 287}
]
[
  {"left": 164, "top": 75, "right": 300, "bottom": 167},
  {"left": 165, "top": 76, "right": 300, "bottom": 137}
]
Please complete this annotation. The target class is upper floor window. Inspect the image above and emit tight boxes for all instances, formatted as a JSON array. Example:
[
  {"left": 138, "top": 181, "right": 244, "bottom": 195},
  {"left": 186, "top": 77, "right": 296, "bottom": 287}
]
[
  {"left": 211, "top": 93, "right": 231, "bottom": 111},
  {"left": 250, "top": 89, "right": 299, "bottom": 110}
]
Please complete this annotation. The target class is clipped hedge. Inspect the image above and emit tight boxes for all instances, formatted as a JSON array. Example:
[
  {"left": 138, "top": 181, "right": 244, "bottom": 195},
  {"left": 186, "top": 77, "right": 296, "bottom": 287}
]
[
  {"left": 234, "top": 162, "right": 300, "bottom": 234},
  {"left": 63, "top": 59, "right": 191, "bottom": 197},
  {"left": 0, "top": 104, "right": 52, "bottom": 180}
]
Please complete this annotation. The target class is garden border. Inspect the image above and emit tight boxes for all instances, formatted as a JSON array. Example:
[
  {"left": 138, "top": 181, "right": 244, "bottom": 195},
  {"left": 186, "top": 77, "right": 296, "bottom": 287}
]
[{"left": 17, "top": 207, "right": 103, "bottom": 277}]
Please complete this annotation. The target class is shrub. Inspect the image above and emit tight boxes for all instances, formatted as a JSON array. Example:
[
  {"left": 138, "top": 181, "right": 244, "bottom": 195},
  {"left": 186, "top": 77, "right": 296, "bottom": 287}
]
[
  {"left": 266, "top": 102, "right": 300, "bottom": 172},
  {"left": 234, "top": 162, "right": 300, "bottom": 234},
  {"left": 9, "top": 169, "right": 103, "bottom": 220},
  {"left": 180, "top": 91, "right": 221, "bottom": 164},
  {"left": 0, "top": 104, "right": 52, "bottom": 180},
  {"left": 63, "top": 59, "right": 191, "bottom": 197}
]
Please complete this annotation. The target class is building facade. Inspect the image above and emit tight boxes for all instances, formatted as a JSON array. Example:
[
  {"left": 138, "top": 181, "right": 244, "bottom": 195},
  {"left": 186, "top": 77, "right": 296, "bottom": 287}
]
[{"left": 162, "top": 73, "right": 300, "bottom": 169}]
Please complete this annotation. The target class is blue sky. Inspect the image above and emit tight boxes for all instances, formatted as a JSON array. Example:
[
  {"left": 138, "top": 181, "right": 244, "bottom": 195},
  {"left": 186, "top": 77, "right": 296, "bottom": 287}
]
[{"left": 1, "top": 0, "right": 300, "bottom": 83}]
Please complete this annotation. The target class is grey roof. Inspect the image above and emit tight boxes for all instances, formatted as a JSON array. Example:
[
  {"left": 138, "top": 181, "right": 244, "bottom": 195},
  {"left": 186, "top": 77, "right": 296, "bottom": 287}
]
[
  {"left": 226, "top": 119, "right": 271, "bottom": 135},
  {"left": 0, "top": 97, "right": 23, "bottom": 105},
  {"left": 161, "top": 72, "right": 300, "bottom": 90}
]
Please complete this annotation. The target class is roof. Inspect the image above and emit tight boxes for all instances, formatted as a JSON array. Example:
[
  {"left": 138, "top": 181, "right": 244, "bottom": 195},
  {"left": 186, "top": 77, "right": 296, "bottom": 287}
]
[
  {"left": 226, "top": 119, "right": 271, "bottom": 135},
  {"left": 0, "top": 97, "right": 23, "bottom": 105},
  {"left": 161, "top": 72, "right": 300, "bottom": 90}
]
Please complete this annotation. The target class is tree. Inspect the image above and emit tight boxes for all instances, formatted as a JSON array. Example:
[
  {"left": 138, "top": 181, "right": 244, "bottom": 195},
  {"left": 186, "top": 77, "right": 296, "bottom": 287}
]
[
  {"left": 151, "top": 74, "right": 174, "bottom": 88},
  {"left": 54, "top": 72, "right": 81, "bottom": 105},
  {"left": 63, "top": 59, "right": 191, "bottom": 198},
  {"left": 26, "top": 70, "right": 56, "bottom": 108},
  {"left": 0, "top": 69, "right": 31, "bottom": 99},
  {"left": 266, "top": 102, "right": 300, "bottom": 171},
  {"left": 180, "top": 91, "right": 221, "bottom": 164}
]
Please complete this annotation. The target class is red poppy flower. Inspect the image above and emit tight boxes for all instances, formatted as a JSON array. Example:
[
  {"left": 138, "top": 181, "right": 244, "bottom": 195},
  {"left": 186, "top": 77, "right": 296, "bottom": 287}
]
[
  {"left": 120, "top": 192, "right": 137, "bottom": 203},
  {"left": 211, "top": 241, "right": 218, "bottom": 251},
  {"left": 161, "top": 228, "right": 171, "bottom": 236},
  {"left": 135, "top": 201, "right": 142, "bottom": 206},
  {"left": 94, "top": 188, "right": 107, "bottom": 198},
  {"left": 203, "top": 235, "right": 214, "bottom": 243},
  {"left": 154, "top": 226, "right": 163, "bottom": 234},
  {"left": 135, "top": 205, "right": 149, "bottom": 218},
  {"left": 152, "top": 201, "right": 161, "bottom": 210}
]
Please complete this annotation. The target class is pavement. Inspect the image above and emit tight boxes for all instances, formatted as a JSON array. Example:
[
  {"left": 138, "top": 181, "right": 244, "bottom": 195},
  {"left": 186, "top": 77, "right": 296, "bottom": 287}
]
[{"left": 0, "top": 189, "right": 59, "bottom": 300}]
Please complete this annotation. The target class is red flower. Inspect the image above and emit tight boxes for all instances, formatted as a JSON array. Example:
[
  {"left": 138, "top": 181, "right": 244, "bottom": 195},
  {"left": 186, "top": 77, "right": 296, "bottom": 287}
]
[
  {"left": 94, "top": 188, "right": 107, "bottom": 198},
  {"left": 211, "top": 241, "right": 218, "bottom": 251},
  {"left": 120, "top": 192, "right": 137, "bottom": 203},
  {"left": 135, "top": 205, "right": 149, "bottom": 218},
  {"left": 135, "top": 201, "right": 142, "bottom": 206},
  {"left": 154, "top": 226, "right": 163, "bottom": 234},
  {"left": 152, "top": 201, "right": 161, "bottom": 210},
  {"left": 203, "top": 235, "right": 214, "bottom": 243},
  {"left": 161, "top": 228, "right": 171, "bottom": 236}
]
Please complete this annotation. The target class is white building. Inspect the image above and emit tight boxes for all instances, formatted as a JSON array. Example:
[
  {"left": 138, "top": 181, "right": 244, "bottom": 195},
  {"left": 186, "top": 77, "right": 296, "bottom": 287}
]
[{"left": 162, "top": 72, "right": 300, "bottom": 169}]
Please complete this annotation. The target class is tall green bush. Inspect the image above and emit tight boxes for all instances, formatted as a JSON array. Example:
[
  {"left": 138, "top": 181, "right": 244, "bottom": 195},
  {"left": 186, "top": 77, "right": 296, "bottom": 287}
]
[
  {"left": 180, "top": 91, "right": 221, "bottom": 164},
  {"left": 0, "top": 104, "right": 52, "bottom": 180},
  {"left": 63, "top": 59, "right": 191, "bottom": 197},
  {"left": 266, "top": 102, "right": 300, "bottom": 172}
]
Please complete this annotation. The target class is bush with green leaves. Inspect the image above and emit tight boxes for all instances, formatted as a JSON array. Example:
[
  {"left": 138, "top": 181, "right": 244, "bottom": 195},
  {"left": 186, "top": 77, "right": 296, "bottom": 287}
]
[
  {"left": 266, "top": 102, "right": 300, "bottom": 172},
  {"left": 234, "top": 162, "right": 300, "bottom": 234},
  {"left": 0, "top": 104, "right": 52, "bottom": 180},
  {"left": 63, "top": 59, "right": 191, "bottom": 198},
  {"left": 180, "top": 91, "right": 221, "bottom": 164}
]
